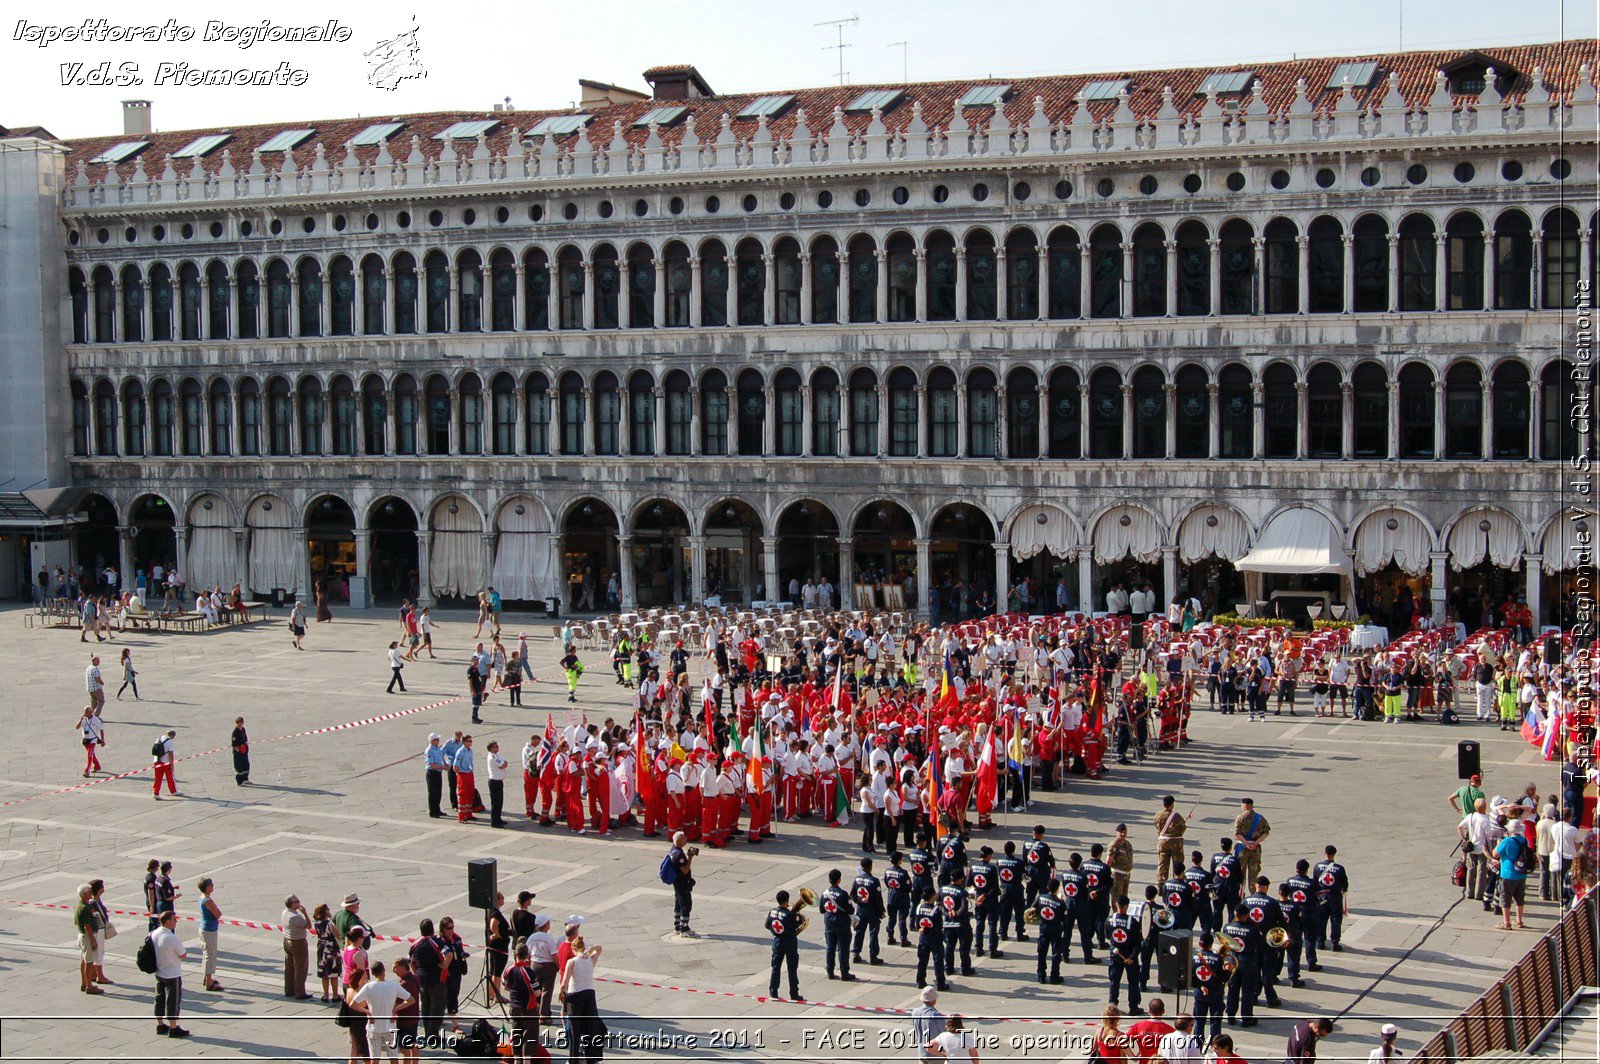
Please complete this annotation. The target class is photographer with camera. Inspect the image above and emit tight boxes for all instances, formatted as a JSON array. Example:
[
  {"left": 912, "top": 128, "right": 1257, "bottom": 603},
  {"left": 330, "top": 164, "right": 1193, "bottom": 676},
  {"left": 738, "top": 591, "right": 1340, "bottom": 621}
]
[{"left": 663, "top": 831, "right": 699, "bottom": 938}]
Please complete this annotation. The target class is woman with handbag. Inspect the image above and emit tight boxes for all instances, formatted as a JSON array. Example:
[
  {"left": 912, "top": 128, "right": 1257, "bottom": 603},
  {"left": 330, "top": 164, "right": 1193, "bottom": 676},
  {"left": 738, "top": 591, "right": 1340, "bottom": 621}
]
[
  {"left": 559, "top": 938, "right": 606, "bottom": 1064},
  {"left": 313, "top": 903, "right": 341, "bottom": 1002},
  {"left": 438, "top": 916, "right": 469, "bottom": 1036},
  {"left": 1091, "top": 1005, "right": 1129, "bottom": 1063}
]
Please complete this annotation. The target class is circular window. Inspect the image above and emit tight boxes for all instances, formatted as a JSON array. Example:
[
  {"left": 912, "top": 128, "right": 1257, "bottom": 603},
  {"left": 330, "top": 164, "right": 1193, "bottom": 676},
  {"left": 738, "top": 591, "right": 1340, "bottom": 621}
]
[
  {"left": 1054, "top": 179, "right": 1072, "bottom": 200},
  {"left": 1315, "top": 167, "right": 1336, "bottom": 189},
  {"left": 530, "top": 204, "right": 545, "bottom": 222},
  {"left": 95, "top": 227, "right": 109, "bottom": 244},
  {"left": 817, "top": 190, "right": 834, "bottom": 209},
  {"left": 269, "top": 218, "right": 283, "bottom": 235},
  {"left": 1453, "top": 162, "right": 1475, "bottom": 184},
  {"left": 333, "top": 214, "right": 347, "bottom": 232},
  {"left": 1501, "top": 160, "right": 1523, "bottom": 181},
  {"left": 597, "top": 201, "right": 613, "bottom": 219},
  {"left": 1225, "top": 171, "right": 1246, "bottom": 192},
  {"left": 854, "top": 188, "right": 871, "bottom": 208},
  {"left": 152, "top": 224, "right": 166, "bottom": 241},
  {"left": 494, "top": 206, "right": 510, "bottom": 224},
  {"left": 396, "top": 212, "right": 410, "bottom": 229},
  {"left": 1406, "top": 164, "right": 1427, "bottom": 185},
  {"left": 125, "top": 226, "right": 136, "bottom": 243},
  {"left": 1183, "top": 173, "right": 1202, "bottom": 194},
  {"left": 208, "top": 221, "right": 223, "bottom": 238},
  {"left": 427, "top": 209, "right": 443, "bottom": 227},
  {"left": 1269, "top": 169, "right": 1290, "bottom": 190},
  {"left": 633, "top": 199, "right": 648, "bottom": 218},
  {"left": 302, "top": 217, "right": 316, "bottom": 233},
  {"left": 240, "top": 220, "right": 254, "bottom": 237},
  {"left": 779, "top": 192, "right": 795, "bottom": 210},
  {"left": 742, "top": 194, "right": 758, "bottom": 212},
  {"left": 562, "top": 202, "right": 578, "bottom": 221},
  {"left": 365, "top": 214, "right": 379, "bottom": 231},
  {"left": 462, "top": 209, "right": 477, "bottom": 225},
  {"left": 669, "top": 196, "right": 684, "bottom": 216},
  {"left": 1138, "top": 175, "right": 1158, "bottom": 196},
  {"left": 705, "top": 195, "right": 721, "bottom": 213},
  {"left": 183, "top": 223, "right": 196, "bottom": 240},
  {"left": 68, "top": 230, "right": 79, "bottom": 245},
  {"left": 932, "top": 184, "right": 949, "bottom": 203},
  {"left": 1096, "top": 177, "right": 1114, "bottom": 198},
  {"left": 1013, "top": 181, "right": 1031, "bottom": 202},
  {"left": 892, "top": 186, "right": 909, "bottom": 205},
  {"left": 973, "top": 182, "right": 990, "bottom": 202},
  {"left": 1551, "top": 157, "right": 1571, "bottom": 180},
  {"left": 1360, "top": 166, "right": 1381, "bottom": 187}
]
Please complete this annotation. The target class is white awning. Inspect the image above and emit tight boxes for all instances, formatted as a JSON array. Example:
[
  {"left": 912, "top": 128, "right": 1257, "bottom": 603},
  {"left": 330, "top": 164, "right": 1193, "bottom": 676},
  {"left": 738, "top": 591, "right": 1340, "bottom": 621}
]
[
  {"left": 1353, "top": 508, "right": 1432, "bottom": 576},
  {"left": 1092, "top": 506, "right": 1162, "bottom": 564},
  {"left": 1009, "top": 504, "right": 1074, "bottom": 560},
  {"left": 1447, "top": 509, "right": 1523, "bottom": 570},
  {"left": 1176, "top": 505, "right": 1250, "bottom": 563},
  {"left": 1236, "top": 508, "right": 1350, "bottom": 575}
]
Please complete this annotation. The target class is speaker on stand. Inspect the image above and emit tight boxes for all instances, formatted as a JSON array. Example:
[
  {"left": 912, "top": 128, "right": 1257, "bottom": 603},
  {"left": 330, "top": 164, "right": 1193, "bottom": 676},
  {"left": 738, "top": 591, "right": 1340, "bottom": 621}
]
[
  {"left": 464, "top": 859, "right": 509, "bottom": 1018},
  {"left": 1456, "top": 740, "right": 1481, "bottom": 781},
  {"left": 1156, "top": 930, "right": 1194, "bottom": 1010}
]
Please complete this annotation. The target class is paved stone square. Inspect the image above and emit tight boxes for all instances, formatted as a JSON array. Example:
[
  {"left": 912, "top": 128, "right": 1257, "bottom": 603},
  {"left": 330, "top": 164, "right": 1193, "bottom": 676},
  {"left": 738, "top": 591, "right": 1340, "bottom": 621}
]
[{"left": 0, "top": 605, "right": 1566, "bottom": 1062}]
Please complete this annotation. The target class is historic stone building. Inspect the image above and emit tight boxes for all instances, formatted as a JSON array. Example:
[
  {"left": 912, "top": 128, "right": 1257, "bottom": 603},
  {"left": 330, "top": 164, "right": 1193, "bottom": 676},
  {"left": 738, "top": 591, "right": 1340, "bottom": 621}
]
[{"left": 33, "top": 42, "right": 1598, "bottom": 624}]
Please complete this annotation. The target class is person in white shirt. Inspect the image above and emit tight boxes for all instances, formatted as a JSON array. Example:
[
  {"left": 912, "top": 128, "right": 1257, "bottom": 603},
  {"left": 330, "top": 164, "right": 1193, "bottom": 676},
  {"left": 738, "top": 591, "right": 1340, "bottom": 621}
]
[
  {"left": 526, "top": 914, "right": 559, "bottom": 1025},
  {"left": 560, "top": 939, "right": 605, "bottom": 1060},
  {"left": 485, "top": 741, "right": 509, "bottom": 828},
  {"left": 1550, "top": 814, "right": 1584, "bottom": 903},
  {"left": 1158, "top": 1016, "right": 1201, "bottom": 1064},
  {"left": 151, "top": 910, "right": 190, "bottom": 1037},
  {"left": 353, "top": 960, "right": 412, "bottom": 1061},
  {"left": 926, "top": 1014, "right": 979, "bottom": 1062},
  {"left": 77, "top": 706, "right": 105, "bottom": 778},
  {"left": 1458, "top": 798, "right": 1494, "bottom": 901},
  {"left": 1367, "top": 1023, "right": 1401, "bottom": 1064}
]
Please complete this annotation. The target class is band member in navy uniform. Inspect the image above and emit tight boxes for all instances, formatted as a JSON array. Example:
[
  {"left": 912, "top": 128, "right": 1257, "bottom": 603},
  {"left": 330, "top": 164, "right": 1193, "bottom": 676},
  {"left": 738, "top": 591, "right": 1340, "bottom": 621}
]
[
  {"left": 1191, "top": 931, "right": 1229, "bottom": 1045},
  {"left": 937, "top": 869, "right": 976, "bottom": 976},
  {"left": 1104, "top": 894, "right": 1144, "bottom": 1014},
  {"left": 1183, "top": 850, "right": 1215, "bottom": 934},
  {"left": 1061, "top": 852, "right": 1098, "bottom": 964},
  {"left": 1221, "top": 911, "right": 1258, "bottom": 1027},
  {"left": 1210, "top": 837, "right": 1244, "bottom": 929},
  {"left": 913, "top": 888, "right": 948, "bottom": 990},
  {"left": 851, "top": 857, "right": 886, "bottom": 965},
  {"left": 1238, "top": 875, "right": 1284, "bottom": 1011},
  {"left": 937, "top": 831, "right": 968, "bottom": 887},
  {"left": 1310, "top": 844, "right": 1349, "bottom": 953},
  {"left": 1133, "top": 885, "right": 1163, "bottom": 992},
  {"left": 970, "top": 846, "right": 1001, "bottom": 958},
  {"left": 1284, "top": 858, "right": 1320, "bottom": 972},
  {"left": 996, "top": 841, "right": 1028, "bottom": 942},
  {"left": 1034, "top": 878, "right": 1067, "bottom": 984},
  {"left": 819, "top": 869, "right": 857, "bottom": 981},
  {"left": 1161, "top": 873, "right": 1193, "bottom": 931},
  {"left": 1083, "top": 843, "right": 1113, "bottom": 948},
  {"left": 907, "top": 834, "right": 936, "bottom": 909},
  {"left": 1024, "top": 825, "right": 1056, "bottom": 908},
  {"left": 1275, "top": 882, "right": 1308, "bottom": 987},
  {"left": 766, "top": 890, "right": 803, "bottom": 1002},
  {"left": 884, "top": 851, "right": 912, "bottom": 946}
]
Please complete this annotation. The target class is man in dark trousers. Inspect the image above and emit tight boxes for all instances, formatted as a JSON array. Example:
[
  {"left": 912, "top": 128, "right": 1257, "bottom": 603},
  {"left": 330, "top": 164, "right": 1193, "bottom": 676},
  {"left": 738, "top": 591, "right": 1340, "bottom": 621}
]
[
  {"left": 230, "top": 717, "right": 250, "bottom": 786},
  {"left": 766, "top": 890, "right": 803, "bottom": 1001},
  {"left": 1286, "top": 1018, "right": 1335, "bottom": 1064},
  {"left": 667, "top": 832, "right": 697, "bottom": 937},
  {"left": 819, "top": 868, "right": 857, "bottom": 981}
]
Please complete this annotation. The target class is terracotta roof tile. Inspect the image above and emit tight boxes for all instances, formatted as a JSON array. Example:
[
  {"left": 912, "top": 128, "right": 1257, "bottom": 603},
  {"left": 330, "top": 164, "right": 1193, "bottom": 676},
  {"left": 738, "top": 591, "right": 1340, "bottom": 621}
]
[{"left": 63, "top": 38, "right": 1598, "bottom": 183}]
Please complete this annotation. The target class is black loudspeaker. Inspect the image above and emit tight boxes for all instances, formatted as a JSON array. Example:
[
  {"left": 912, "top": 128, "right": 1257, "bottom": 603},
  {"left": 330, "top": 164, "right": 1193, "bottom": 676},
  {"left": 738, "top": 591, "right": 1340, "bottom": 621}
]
[
  {"left": 1457, "top": 740, "right": 1482, "bottom": 780},
  {"left": 1156, "top": 929, "right": 1193, "bottom": 990},
  {"left": 1545, "top": 634, "right": 1560, "bottom": 665},
  {"left": 1129, "top": 622, "right": 1146, "bottom": 651},
  {"left": 467, "top": 858, "right": 498, "bottom": 910}
]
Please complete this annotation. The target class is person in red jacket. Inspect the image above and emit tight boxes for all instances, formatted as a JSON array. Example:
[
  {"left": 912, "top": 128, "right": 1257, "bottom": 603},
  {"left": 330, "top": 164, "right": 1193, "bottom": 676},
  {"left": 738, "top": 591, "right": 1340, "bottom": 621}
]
[
  {"left": 1125, "top": 998, "right": 1176, "bottom": 1062},
  {"left": 586, "top": 753, "right": 611, "bottom": 835},
  {"left": 561, "top": 746, "right": 585, "bottom": 833}
]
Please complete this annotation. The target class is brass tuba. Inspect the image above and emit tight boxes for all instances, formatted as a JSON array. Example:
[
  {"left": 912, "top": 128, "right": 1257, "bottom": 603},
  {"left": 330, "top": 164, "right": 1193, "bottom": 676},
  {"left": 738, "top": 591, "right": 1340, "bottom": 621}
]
[
  {"left": 1215, "top": 930, "right": 1246, "bottom": 953},
  {"left": 1265, "top": 926, "right": 1290, "bottom": 949},
  {"left": 792, "top": 888, "right": 817, "bottom": 934}
]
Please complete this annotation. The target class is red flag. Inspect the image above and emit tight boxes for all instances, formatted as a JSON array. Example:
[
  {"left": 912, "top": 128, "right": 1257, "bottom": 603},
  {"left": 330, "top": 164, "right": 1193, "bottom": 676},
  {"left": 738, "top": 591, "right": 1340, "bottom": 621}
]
[
  {"left": 975, "top": 726, "right": 998, "bottom": 816},
  {"left": 634, "top": 709, "right": 646, "bottom": 787}
]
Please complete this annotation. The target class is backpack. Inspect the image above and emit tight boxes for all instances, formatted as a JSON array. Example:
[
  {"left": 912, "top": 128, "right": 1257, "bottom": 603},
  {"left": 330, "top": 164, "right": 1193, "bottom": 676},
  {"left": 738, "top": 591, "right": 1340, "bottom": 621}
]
[
  {"left": 151, "top": 740, "right": 165, "bottom": 758},
  {"left": 658, "top": 854, "right": 678, "bottom": 885},
  {"left": 136, "top": 934, "right": 158, "bottom": 974},
  {"left": 1513, "top": 836, "right": 1537, "bottom": 875}
]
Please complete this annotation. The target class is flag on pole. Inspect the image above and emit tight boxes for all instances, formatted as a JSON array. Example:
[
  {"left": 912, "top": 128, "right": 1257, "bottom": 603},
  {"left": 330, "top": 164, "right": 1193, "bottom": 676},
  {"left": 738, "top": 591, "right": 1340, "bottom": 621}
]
[
  {"left": 928, "top": 735, "right": 944, "bottom": 840},
  {"left": 1520, "top": 705, "right": 1544, "bottom": 746},
  {"left": 749, "top": 717, "right": 767, "bottom": 795},
  {"left": 975, "top": 724, "right": 998, "bottom": 816},
  {"left": 534, "top": 713, "right": 558, "bottom": 774},
  {"left": 835, "top": 769, "right": 851, "bottom": 823},
  {"left": 1541, "top": 707, "right": 1562, "bottom": 760},
  {"left": 634, "top": 709, "right": 647, "bottom": 788},
  {"left": 831, "top": 662, "right": 844, "bottom": 711}
]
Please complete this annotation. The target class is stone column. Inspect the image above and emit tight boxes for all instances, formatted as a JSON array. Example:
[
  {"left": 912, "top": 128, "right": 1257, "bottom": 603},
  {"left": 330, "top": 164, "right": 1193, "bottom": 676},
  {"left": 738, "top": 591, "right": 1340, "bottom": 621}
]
[
  {"left": 954, "top": 248, "right": 968, "bottom": 322},
  {"left": 800, "top": 385, "right": 814, "bottom": 457},
  {"left": 1529, "top": 381, "right": 1544, "bottom": 461},
  {"left": 1121, "top": 384, "right": 1134, "bottom": 458},
  {"left": 724, "top": 385, "right": 737, "bottom": 455},
  {"left": 1164, "top": 383, "right": 1177, "bottom": 458},
  {"left": 1480, "top": 378, "right": 1493, "bottom": 460},
  {"left": 1120, "top": 241, "right": 1134, "bottom": 318},
  {"left": 762, "top": 254, "right": 776, "bottom": 325},
  {"left": 1079, "top": 382, "right": 1092, "bottom": 457},
  {"left": 1341, "top": 382, "right": 1355, "bottom": 458},
  {"left": 1251, "top": 237, "right": 1265, "bottom": 315},
  {"left": 416, "top": 530, "right": 434, "bottom": 608},
  {"left": 914, "top": 250, "right": 928, "bottom": 322},
  {"left": 996, "top": 248, "right": 1009, "bottom": 320},
  {"left": 1582, "top": 230, "right": 1595, "bottom": 293},
  {"left": 618, "top": 534, "right": 637, "bottom": 609},
  {"left": 1341, "top": 235, "right": 1355, "bottom": 313},
  {"left": 1386, "top": 235, "right": 1400, "bottom": 312},
  {"left": 688, "top": 257, "right": 703, "bottom": 328},
  {"left": 1433, "top": 233, "right": 1448, "bottom": 311},
  {"left": 915, "top": 385, "right": 928, "bottom": 458},
  {"left": 115, "top": 526, "right": 134, "bottom": 584},
  {"left": 878, "top": 383, "right": 890, "bottom": 456},
  {"left": 688, "top": 384, "right": 701, "bottom": 456},
  {"left": 652, "top": 259, "right": 666, "bottom": 328},
  {"left": 581, "top": 262, "right": 595, "bottom": 329},
  {"left": 446, "top": 388, "right": 460, "bottom": 457},
  {"left": 618, "top": 388, "right": 632, "bottom": 457},
  {"left": 1164, "top": 240, "right": 1178, "bottom": 316},
  {"left": 1077, "top": 549, "right": 1094, "bottom": 614},
  {"left": 875, "top": 250, "right": 889, "bottom": 323},
  {"left": 1433, "top": 378, "right": 1447, "bottom": 460},
  {"left": 995, "top": 384, "right": 1009, "bottom": 458},
  {"left": 382, "top": 269, "right": 396, "bottom": 334},
  {"left": 1207, "top": 239, "right": 1222, "bottom": 316},
  {"left": 292, "top": 528, "right": 309, "bottom": 600},
  {"left": 174, "top": 527, "right": 188, "bottom": 589},
  {"left": 1387, "top": 379, "right": 1401, "bottom": 459},
  {"left": 836, "top": 251, "right": 849, "bottom": 323},
  {"left": 1079, "top": 244, "right": 1093, "bottom": 318},
  {"left": 618, "top": 269, "right": 632, "bottom": 330},
  {"left": 140, "top": 280, "right": 154, "bottom": 340},
  {"left": 582, "top": 388, "right": 596, "bottom": 455},
  {"left": 688, "top": 535, "right": 707, "bottom": 604},
  {"left": 1481, "top": 230, "right": 1496, "bottom": 310},
  {"left": 1295, "top": 381, "right": 1309, "bottom": 459},
  {"left": 288, "top": 275, "right": 301, "bottom": 336},
  {"left": 1252, "top": 383, "right": 1266, "bottom": 457},
  {"left": 1296, "top": 235, "right": 1310, "bottom": 313},
  {"left": 993, "top": 542, "right": 1011, "bottom": 605},
  {"left": 654, "top": 387, "right": 666, "bottom": 457},
  {"left": 1524, "top": 553, "right": 1544, "bottom": 627},
  {"left": 838, "top": 536, "right": 855, "bottom": 610},
  {"left": 110, "top": 282, "right": 123, "bottom": 343},
  {"left": 232, "top": 527, "right": 248, "bottom": 588},
  {"left": 955, "top": 384, "right": 968, "bottom": 458},
  {"left": 230, "top": 277, "right": 244, "bottom": 338},
  {"left": 1208, "top": 383, "right": 1221, "bottom": 458},
  {"left": 762, "top": 387, "right": 775, "bottom": 455},
  {"left": 914, "top": 537, "right": 932, "bottom": 619},
  {"left": 1428, "top": 550, "right": 1449, "bottom": 623},
  {"left": 760, "top": 535, "right": 780, "bottom": 604},
  {"left": 354, "top": 529, "right": 371, "bottom": 582},
  {"left": 1160, "top": 545, "right": 1178, "bottom": 605},
  {"left": 511, "top": 263, "right": 525, "bottom": 330},
  {"left": 798, "top": 252, "right": 813, "bottom": 325},
  {"left": 480, "top": 533, "right": 496, "bottom": 595}
]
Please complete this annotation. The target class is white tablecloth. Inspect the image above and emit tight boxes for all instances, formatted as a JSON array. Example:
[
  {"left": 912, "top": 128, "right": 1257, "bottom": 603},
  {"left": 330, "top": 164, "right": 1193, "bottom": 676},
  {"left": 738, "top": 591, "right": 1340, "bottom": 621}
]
[{"left": 1349, "top": 625, "right": 1390, "bottom": 650}]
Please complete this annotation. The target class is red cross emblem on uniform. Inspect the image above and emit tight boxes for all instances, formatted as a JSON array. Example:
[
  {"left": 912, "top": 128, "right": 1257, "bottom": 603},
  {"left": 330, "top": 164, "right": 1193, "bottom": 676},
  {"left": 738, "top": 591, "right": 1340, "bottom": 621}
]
[
  {"left": 974, "top": 875, "right": 988, "bottom": 889},
  {"left": 1292, "top": 889, "right": 1307, "bottom": 903},
  {"left": 823, "top": 899, "right": 838, "bottom": 913},
  {"left": 918, "top": 915, "right": 932, "bottom": 930},
  {"left": 1041, "top": 904, "right": 1056, "bottom": 920},
  {"left": 1168, "top": 892, "right": 1184, "bottom": 907},
  {"left": 856, "top": 887, "right": 870, "bottom": 901},
  {"left": 1087, "top": 873, "right": 1099, "bottom": 887},
  {"left": 1111, "top": 927, "right": 1128, "bottom": 944},
  {"left": 769, "top": 917, "right": 784, "bottom": 934},
  {"left": 1248, "top": 907, "right": 1264, "bottom": 923},
  {"left": 1196, "top": 964, "right": 1214, "bottom": 982},
  {"left": 1000, "top": 867, "right": 1013, "bottom": 881},
  {"left": 1319, "top": 872, "right": 1335, "bottom": 886},
  {"left": 1218, "top": 866, "right": 1231, "bottom": 878},
  {"left": 1064, "top": 882, "right": 1078, "bottom": 896}
]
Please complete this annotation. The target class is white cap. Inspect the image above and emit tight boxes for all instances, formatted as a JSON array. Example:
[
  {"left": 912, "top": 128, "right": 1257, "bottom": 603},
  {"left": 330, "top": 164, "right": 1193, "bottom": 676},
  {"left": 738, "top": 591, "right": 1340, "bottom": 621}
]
[
  {"left": 566, "top": 914, "right": 586, "bottom": 927},
  {"left": 1381, "top": 1025, "right": 1398, "bottom": 1038},
  {"left": 920, "top": 986, "right": 938, "bottom": 1003}
]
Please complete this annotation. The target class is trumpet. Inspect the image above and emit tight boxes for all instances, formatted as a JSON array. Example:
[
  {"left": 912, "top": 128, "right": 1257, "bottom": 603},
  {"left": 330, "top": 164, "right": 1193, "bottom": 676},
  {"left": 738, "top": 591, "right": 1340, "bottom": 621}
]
[
  {"left": 1265, "top": 926, "right": 1291, "bottom": 949},
  {"left": 1152, "top": 904, "right": 1176, "bottom": 930},
  {"left": 792, "top": 887, "right": 817, "bottom": 934}
]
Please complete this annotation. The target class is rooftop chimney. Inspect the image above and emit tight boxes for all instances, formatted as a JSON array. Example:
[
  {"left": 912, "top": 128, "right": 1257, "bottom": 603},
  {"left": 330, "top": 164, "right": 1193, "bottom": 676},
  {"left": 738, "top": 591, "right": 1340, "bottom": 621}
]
[
  {"left": 642, "top": 65, "right": 714, "bottom": 101},
  {"left": 122, "top": 100, "right": 152, "bottom": 136}
]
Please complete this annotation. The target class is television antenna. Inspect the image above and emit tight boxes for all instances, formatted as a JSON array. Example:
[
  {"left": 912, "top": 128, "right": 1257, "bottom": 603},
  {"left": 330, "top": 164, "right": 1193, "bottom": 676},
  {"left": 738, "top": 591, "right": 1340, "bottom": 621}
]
[
  {"left": 817, "top": 16, "right": 859, "bottom": 86},
  {"left": 887, "top": 41, "right": 908, "bottom": 82}
]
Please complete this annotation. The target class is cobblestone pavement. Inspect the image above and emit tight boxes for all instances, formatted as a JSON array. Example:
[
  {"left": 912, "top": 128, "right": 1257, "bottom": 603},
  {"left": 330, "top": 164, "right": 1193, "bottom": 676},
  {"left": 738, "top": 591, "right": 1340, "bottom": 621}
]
[{"left": 0, "top": 605, "right": 1565, "bottom": 1062}]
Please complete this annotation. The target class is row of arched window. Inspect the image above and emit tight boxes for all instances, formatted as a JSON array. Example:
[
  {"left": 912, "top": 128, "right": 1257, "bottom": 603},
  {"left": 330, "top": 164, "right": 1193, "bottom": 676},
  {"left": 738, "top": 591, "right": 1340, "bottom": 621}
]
[
  {"left": 71, "top": 358, "right": 1577, "bottom": 464},
  {"left": 67, "top": 208, "right": 1595, "bottom": 344}
]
